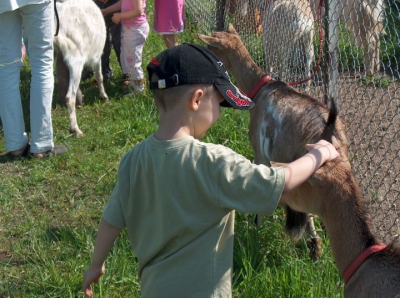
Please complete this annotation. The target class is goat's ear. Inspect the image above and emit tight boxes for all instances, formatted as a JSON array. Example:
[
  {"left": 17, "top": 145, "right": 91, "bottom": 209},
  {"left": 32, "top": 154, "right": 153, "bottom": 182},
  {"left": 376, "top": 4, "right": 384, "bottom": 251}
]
[
  {"left": 197, "top": 34, "right": 224, "bottom": 49},
  {"left": 228, "top": 23, "right": 239, "bottom": 35}
]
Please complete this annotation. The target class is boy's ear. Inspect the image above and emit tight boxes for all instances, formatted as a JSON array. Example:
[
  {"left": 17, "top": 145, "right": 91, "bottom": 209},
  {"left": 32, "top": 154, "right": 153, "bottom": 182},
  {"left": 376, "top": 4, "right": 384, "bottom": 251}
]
[{"left": 189, "top": 88, "right": 204, "bottom": 111}]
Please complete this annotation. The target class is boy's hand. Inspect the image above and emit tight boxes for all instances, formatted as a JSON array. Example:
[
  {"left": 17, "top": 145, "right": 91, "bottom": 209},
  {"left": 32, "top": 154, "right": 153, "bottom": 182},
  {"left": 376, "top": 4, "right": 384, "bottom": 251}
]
[
  {"left": 305, "top": 138, "right": 339, "bottom": 163},
  {"left": 82, "top": 264, "right": 105, "bottom": 297}
]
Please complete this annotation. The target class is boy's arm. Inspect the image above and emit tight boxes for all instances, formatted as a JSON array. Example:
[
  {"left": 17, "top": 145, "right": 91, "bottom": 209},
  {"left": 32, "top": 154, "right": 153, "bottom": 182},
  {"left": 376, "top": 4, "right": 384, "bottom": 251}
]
[
  {"left": 282, "top": 139, "right": 339, "bottom": 193},
  {"left": 82, "top": 218, "right": 122, "bottom": 298}
]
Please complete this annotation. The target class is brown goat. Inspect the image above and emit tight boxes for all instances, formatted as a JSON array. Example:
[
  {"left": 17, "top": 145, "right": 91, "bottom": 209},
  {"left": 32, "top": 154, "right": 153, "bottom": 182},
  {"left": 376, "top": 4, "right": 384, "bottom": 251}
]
[{"left": 198, "top": 25, "right": 400, "bottom": 296}]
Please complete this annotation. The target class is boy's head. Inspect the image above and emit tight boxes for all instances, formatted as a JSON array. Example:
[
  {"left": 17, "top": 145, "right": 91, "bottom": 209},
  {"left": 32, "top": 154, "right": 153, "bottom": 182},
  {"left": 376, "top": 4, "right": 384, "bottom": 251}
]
[{"left": 146, "top": 44, "right": 254, "bottom": 110}]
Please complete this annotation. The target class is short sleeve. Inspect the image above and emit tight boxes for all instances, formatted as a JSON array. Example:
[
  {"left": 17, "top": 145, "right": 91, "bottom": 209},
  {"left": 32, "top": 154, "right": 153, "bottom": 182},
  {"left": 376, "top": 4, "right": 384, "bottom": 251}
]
[
  {"left": 102, "top": 181, "right": 126, "bottom": 229},
  {"left": 214, "top": 153, "right": 285, "bottom": 215}
]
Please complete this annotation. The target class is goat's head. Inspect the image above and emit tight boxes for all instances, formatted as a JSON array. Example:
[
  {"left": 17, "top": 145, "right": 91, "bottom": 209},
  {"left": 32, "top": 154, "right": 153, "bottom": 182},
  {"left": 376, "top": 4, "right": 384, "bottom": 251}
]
[{"left": 198, "top": 24, "right": 244, "bottom": 70}]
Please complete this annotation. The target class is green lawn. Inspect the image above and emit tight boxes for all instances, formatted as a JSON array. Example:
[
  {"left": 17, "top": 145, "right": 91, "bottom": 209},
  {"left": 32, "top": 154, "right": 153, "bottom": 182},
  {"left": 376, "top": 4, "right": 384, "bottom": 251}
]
[{"left": 0, "top": 5, "right": 344, "bottom": 298}]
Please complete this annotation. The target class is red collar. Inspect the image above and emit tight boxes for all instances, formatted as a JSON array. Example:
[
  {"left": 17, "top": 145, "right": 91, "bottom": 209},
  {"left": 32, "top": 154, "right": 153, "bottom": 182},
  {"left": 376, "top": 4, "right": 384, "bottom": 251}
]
[
  {"left": 248, "top": 75, "right": 272, "bottom": 99},
  {"left": 343, "top": 244, "right": 387, "bottom": 284}
]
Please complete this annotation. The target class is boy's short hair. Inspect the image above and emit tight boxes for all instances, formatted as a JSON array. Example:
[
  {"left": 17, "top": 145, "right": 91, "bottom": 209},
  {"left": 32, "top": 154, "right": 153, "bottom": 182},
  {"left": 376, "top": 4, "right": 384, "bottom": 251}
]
[{"left": 147, "top": 44, "right": 254, "bottom": 110}]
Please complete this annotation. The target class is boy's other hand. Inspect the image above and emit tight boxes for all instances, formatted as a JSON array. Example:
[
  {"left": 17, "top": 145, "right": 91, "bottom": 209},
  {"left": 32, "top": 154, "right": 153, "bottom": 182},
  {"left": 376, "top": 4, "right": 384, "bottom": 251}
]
[
  {"left": 82, "top": 264, "right": 105, "bottom": 297},
  {"left": 305, "top": 139, "right": 339, "bottom": 163}
]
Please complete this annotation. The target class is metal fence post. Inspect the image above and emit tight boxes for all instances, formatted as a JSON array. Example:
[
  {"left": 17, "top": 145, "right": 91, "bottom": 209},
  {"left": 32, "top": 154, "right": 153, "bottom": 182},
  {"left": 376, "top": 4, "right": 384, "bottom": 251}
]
[{"left": 323, "top": 0, "right": 339, "bottom": 105}]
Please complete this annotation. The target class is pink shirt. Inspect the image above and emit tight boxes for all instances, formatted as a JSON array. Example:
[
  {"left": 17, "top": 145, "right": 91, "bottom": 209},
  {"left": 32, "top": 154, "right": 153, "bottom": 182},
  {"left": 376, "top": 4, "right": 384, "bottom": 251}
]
[
  {"left": 121, "top": 0, "right": 147, "bottom": 26},
  {"left": 153, "top": 0, "right": 185, "bottom": 34}
]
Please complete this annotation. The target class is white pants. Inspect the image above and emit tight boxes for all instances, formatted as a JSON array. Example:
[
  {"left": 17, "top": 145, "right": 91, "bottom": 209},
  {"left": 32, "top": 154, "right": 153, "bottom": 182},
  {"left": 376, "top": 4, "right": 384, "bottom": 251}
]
[
  {"left": 0, "top": 2, "right": 54, "bottom": 153},
  {"left": 121, "top": 22, "right": 149, "bottom": 81}
]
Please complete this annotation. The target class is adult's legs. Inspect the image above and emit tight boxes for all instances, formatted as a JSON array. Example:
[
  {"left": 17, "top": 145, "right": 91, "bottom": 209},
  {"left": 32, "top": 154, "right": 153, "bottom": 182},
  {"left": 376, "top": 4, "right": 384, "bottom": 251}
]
[
  {"left": 21, "top": 2, "right": 55, "bottom": 154},
  {"left": 0, "top": 9, "right": 29, "bottom": 154}
]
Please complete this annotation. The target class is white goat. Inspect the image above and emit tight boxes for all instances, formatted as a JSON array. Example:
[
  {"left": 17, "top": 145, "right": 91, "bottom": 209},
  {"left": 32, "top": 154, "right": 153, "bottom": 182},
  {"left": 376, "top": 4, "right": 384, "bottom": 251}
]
[
  {"left": 311, "top": 0, "right": 385, "bottom": 76},
  {"left": 54, "top": 0, "right": 108, "bottom": 138},
  {"left": 261, "top": 0, "right": 315, "bottom": 89},
  {"left": 199, "top": 26, "right": 400, "bottom": 296},
  {"left": 229, "top": 0, "right": 385, "bottom": 80},
  {"left": 228, "top": 0, "right": 315, "bottom": 90}
]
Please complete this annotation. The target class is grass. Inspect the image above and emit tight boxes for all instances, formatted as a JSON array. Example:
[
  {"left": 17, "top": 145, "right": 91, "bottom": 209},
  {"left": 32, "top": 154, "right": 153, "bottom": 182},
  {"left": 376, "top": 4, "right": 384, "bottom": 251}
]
[{"left": 0, "top": 6, "right": 346, "bottom": 298}]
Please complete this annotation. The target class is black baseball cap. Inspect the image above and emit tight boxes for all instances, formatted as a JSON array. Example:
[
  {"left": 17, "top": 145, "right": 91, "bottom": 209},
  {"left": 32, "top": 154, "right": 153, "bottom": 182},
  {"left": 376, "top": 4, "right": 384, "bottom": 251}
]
[{"left": 147, "top": 43, "right": 254, "bottom": 110}]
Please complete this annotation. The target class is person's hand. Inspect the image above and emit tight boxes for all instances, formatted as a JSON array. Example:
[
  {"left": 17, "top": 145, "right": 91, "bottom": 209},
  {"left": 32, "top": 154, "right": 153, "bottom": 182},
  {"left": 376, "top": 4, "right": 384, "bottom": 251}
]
[
  {"left": 111, "top": 13, "right": 121, "bottom": 24},
  {"left": 305, "top": 138, "right": 339, "bottom": 163},
  {"left": 82, "top": 264, "right": 105, "bottom": 297}
]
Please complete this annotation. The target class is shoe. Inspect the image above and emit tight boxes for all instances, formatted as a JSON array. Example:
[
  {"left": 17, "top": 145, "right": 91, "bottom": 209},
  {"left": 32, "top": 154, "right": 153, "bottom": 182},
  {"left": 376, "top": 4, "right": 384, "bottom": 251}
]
[
  {"left": 134, "top": 84, "right": 144, "bottom": 93},
  {"left": 33, "top": 144, "right": 68, "bottom": 158},
  {"left": 8, "top": 143, "right": 30, "bottom": 159},
  {"left": 104, "top": 73, "right": 114, "bottom": 83},
  {"left": 129, "top": 78, "right": 145, "bottom": 93},
  {"left": 46, "top": 144, "right": 68, "bottom": 157},
  {"left": 121, "top": 74, "right": 130, "bottom": 86}
]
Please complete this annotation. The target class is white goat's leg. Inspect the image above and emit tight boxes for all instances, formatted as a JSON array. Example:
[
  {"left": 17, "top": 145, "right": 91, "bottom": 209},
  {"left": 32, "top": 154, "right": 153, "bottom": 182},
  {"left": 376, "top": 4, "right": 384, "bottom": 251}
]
[
  {"left": 363, "top": 32, "right": 380, "bottom": 76},
  {"left": 93, "top": 61, "right": 108, "bottom": 100},
  {"left": 304, "top": 29, "right": 314, "bottom": 91},
  {"left": 66, "top": 60, "right": 84, "bottom": 138}
]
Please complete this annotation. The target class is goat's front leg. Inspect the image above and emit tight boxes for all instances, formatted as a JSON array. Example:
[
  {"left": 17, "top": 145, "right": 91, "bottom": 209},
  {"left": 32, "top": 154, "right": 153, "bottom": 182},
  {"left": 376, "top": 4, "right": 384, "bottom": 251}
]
[{"left": 305, "top": 214, "right": 322, "bottom": 260}]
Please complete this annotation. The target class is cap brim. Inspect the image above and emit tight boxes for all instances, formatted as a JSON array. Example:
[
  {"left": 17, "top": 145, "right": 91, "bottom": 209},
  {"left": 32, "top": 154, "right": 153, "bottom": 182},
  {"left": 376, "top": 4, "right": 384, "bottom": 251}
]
[{"left": 214, "top": 83, "right": 254, "bottom": 110}]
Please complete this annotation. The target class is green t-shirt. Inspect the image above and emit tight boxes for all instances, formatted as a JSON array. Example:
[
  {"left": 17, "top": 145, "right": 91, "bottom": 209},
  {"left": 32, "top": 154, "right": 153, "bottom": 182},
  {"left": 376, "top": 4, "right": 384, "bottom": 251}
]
[{"left": 103, "top": 135, "right": 285, "bottom": 297}]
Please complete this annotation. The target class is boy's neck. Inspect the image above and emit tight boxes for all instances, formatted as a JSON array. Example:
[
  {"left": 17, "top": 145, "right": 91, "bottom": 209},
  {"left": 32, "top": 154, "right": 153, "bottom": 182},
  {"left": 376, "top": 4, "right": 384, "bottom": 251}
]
[
  {"left": 155, "top": 101, "right": 195, "bottom": 140},
  {"left": 154, "top": 123, "right": 192, "bottom": 141}
]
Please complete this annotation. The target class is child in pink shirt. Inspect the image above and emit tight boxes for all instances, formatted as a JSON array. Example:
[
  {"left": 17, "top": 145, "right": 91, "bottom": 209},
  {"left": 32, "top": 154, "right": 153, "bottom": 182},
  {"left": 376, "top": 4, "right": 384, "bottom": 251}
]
[
  {"left": 102, "top": 0, "right": 149, "bottom": 93},
  {"left": 153, "top": 0, "right": 185, "bottom": 48}
]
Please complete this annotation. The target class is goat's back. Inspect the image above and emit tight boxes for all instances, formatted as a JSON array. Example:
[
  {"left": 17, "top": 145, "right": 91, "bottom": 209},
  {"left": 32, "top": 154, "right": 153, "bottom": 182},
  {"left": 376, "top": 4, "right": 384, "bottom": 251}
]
[
  {"left": 54, "top": 0, "right": 106, "bottom": 67},
  {"left": 249, "top": 81, "right": 348, "bottom": 166}
]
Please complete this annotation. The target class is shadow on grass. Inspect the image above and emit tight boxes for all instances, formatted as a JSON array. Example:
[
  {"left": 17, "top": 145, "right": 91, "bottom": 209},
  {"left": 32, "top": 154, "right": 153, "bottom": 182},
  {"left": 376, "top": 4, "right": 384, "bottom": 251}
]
[{"left": 53, "top": 74, "right": 131, "bottom": 109}]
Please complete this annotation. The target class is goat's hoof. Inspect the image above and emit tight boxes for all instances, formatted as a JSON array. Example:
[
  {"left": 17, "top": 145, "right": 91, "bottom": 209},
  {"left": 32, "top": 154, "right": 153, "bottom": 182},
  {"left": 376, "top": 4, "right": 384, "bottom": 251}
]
[
  {"left": 70, "top": 128, "right": 84, "bottom": 138},
  {"left": 100, "top": 93, "right": 108, "bottom": 100},
  {"left": 306, "top": 237, "right": 322, "bottom": 261}
]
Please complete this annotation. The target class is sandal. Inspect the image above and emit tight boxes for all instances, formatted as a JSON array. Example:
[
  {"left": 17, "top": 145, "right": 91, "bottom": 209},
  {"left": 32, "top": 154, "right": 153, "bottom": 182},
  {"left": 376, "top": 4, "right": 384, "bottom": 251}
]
[
  {"left": 8, "top": 143, "right": 30, "bottom": 159},
  {"left": 33, "top": 144, "right": 68, "bottom": 158}
]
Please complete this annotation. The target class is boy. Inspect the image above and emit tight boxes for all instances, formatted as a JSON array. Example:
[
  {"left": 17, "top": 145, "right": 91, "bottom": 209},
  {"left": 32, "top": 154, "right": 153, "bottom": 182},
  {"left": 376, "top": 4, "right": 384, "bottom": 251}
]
[{"left": 82, "top": 44, "right": 339, "bottom": 297}]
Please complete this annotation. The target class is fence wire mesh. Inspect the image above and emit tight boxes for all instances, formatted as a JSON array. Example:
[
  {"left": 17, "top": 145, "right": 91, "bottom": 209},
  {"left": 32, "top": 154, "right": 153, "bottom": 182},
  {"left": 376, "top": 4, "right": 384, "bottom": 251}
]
[{"left": 186, "top": 0, "right": 400, "bottom": 243}]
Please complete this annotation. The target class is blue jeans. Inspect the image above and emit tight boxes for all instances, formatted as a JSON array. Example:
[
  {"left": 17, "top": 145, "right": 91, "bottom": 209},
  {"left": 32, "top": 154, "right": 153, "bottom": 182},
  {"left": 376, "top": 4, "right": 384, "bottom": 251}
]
[{"left": 0, "top": 1, "right": 54, "bottom": 153}]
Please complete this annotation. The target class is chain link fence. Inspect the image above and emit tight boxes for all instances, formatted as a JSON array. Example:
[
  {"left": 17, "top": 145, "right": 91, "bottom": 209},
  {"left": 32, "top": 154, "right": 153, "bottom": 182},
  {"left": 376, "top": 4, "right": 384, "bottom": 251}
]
[{"left": 186, "top": 0, "right": 400, "bottom": 243}]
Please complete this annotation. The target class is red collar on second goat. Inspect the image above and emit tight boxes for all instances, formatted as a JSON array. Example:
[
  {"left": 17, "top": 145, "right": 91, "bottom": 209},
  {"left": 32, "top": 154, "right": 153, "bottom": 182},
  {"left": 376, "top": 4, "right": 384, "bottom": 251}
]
[
  {"left": 248, "top": 75, "right": 272, "bottom": 99},
  {"left": 343, "top": 244, "right": 387, "bottom": 284}
]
